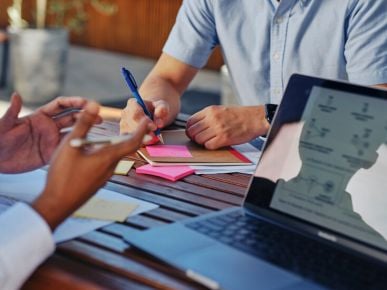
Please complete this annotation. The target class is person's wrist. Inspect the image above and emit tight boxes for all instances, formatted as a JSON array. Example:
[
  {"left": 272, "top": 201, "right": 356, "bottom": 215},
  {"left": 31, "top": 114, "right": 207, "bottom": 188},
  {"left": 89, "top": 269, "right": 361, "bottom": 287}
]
[
  {"left": 256, "top": 105, "right": 271, "bottom": 135},
  {"left": 264, "top": 104, "right": 278, "bottom": 125},
  {"left": 32, "top": 192, "right": 67, "bottom": 231}
]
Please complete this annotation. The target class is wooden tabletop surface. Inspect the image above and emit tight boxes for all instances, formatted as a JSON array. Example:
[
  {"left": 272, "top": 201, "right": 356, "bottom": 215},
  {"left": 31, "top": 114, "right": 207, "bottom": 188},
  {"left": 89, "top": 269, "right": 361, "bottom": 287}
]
[{"left": 22, "top": 116, "right": 252, "bottom": 290}]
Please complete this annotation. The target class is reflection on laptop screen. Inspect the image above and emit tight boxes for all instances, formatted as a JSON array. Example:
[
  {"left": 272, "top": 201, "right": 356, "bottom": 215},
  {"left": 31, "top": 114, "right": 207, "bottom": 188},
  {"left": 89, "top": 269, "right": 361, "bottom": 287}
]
[{"left": 254, "top": 85, "right": 387, "bottom": 251}]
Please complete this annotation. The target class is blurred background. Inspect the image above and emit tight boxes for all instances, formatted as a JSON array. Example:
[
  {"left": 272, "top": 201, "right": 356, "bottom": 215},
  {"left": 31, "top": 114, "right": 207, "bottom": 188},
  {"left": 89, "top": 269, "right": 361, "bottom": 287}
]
[{"left": 0, "top": 0, "right": 238, "bottom": 116}]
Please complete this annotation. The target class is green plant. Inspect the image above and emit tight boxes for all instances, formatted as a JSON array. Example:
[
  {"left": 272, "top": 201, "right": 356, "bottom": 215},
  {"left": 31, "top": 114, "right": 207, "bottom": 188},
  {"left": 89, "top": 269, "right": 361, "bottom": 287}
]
[{"left": 7, "top": 0, "right": 117, "bottom": 33}]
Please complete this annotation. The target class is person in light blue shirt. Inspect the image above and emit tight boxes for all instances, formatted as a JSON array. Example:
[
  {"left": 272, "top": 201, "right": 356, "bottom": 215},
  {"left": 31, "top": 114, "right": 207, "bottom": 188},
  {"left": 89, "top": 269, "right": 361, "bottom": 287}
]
[{"left": 120, "top": 0, "right": 387, "bottom": 150}]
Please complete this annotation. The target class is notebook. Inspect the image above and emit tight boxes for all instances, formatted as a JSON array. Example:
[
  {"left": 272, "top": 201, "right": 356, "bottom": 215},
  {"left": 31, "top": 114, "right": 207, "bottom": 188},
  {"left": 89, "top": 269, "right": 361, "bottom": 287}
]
[
  {"left": 137, "top": 129, "right": 252, "bottom": 166},
  {"left": 124, "top": 74, "right": 387, "bottom": 290}
]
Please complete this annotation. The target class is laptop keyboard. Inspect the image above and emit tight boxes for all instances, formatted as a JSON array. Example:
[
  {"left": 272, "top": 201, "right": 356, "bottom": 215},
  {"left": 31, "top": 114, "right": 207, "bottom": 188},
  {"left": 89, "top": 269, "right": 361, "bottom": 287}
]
[{"left": 186, "top": 209, "right": 387, "bottom": 290}]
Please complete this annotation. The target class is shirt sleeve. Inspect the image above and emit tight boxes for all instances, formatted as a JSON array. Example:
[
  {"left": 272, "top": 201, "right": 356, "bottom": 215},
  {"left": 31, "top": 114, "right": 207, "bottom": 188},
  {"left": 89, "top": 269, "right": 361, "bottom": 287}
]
[
  {"left": 163, "top": 0, "right": 219, "bottom": 68},
  {"left": 345, "top": 0, "right": 387, "bottom": 85},
  {"left": 0, "top": 203, "right": 55, "bottom": 290}
]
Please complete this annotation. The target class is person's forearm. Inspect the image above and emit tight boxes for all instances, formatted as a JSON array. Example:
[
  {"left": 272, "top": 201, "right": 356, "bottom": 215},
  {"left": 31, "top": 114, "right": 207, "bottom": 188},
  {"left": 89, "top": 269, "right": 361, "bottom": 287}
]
[
  {"left": 374, "top": 84, "right": 387, "bottom": 89},
  {"left": 137, "top": 53, "right": 198, "bottom": 127},
  {"left": 139, "top": 75, "right": 181, "bottom": 126}
]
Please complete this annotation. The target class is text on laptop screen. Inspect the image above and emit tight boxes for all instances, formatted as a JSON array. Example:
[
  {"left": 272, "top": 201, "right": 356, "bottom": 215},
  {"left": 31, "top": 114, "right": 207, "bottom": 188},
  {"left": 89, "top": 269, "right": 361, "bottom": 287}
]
[{"left": 253, "top": 85, "right": 387, "bottom": 251}]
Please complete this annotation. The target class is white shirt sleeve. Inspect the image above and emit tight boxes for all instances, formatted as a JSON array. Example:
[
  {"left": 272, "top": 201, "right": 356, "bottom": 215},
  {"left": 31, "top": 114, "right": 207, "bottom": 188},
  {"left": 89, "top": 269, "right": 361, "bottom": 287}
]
[{"left": 0, "top": 203, "right": 55, "bottom": 290}]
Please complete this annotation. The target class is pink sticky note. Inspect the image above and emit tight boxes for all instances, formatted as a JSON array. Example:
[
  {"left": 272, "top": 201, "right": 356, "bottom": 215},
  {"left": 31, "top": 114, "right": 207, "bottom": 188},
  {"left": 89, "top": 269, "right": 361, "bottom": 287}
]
[
  {"left": 136, "top": 164, "right": 195, "bottom": 181},
  {"left": 146, "top": 145, "right": 192, "bottom": 158}
]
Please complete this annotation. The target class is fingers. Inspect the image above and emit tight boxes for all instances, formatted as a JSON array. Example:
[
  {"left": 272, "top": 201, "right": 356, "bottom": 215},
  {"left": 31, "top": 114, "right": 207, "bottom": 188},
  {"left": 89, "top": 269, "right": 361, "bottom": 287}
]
[
  {"left": 185, "top": 106, "right": 228, "bottom": 149},
  {"left": 191, "top": 126, "right": 216, "bottom": 144},
  {"left": 120, "top": 99, "right": 156, "bottom": 134},
  {"left": 0, "top": 93, "right": 23, "bottom": 132},
  {"left": 40, "top": 96, "right": 88, "bottom": 116},
  {"left": 68, "top": 101, "right": 100, "bottom": 139},
  {"left": 203, "top": 137, "right": 223, "bottom": 150},
  {"left": 53, "top": 111, "right": 101, "bottom": 130},
  {"left": 186, "top": 110, "right": 206, "bottom": 140},
  {"left": 129, "top": 98, "right": 152, "bottom": 122},
  {"left": 54, "top": 113, "right": 79, "bottom": 129},
  {"left": 152, "top": 100, "right": 169, "bottom": 128},
  {"left": 110, "top": 118, "right": 152, "bottom": 158},
  {"left": 147, "top": 134, "right": 161, "bottom": 145}
]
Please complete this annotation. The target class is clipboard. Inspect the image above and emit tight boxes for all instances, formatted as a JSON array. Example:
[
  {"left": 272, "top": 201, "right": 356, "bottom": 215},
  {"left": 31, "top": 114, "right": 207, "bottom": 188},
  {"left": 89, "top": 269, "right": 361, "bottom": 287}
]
[{"left": 137, "top": 130, "right": 252, "bottom": 166}]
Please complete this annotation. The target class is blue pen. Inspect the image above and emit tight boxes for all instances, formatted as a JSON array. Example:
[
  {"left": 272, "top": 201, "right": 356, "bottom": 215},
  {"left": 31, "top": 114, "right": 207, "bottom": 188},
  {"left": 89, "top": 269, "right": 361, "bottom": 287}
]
[{"left": 121, "top": 67, "right": 164, "bottom": 143}]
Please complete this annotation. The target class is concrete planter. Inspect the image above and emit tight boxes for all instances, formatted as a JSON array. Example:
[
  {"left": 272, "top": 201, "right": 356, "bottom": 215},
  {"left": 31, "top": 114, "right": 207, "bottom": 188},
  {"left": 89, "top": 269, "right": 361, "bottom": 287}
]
[{"left": 8, "top": 28, "right": 68, "bottom": 105}]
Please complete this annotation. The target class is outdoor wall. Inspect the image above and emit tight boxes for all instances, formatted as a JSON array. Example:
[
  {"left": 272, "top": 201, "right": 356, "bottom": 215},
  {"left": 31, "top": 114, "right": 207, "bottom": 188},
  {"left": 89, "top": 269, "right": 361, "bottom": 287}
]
[{"left": 0, "top": 0, "right": 223, "bottom": 70}]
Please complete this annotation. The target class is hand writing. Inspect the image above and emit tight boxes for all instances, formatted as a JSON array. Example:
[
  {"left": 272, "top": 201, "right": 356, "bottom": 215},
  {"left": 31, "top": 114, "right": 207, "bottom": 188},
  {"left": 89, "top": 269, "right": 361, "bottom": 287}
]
[{"left": 120, "top": 98, "right": 169, "bottom": 144}]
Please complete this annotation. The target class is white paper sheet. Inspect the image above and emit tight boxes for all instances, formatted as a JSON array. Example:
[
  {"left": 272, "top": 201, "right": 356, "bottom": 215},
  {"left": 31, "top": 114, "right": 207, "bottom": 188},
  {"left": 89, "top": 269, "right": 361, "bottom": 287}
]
[
  {"left": 191, "top": 143, "right": 261, "bottom": 174},
  {"left": 0, "top": 169, "right": 158, "bottom": 243}
]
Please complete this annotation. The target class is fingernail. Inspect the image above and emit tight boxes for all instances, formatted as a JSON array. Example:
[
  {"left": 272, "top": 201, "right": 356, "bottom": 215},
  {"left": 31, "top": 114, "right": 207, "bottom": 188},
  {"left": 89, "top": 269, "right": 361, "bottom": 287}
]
[
  {"left": 142, "top": 134, "right": 153, "bottom": 143},
  {"left": 155, "top": 118, "right": 163, "bottom": 127}
]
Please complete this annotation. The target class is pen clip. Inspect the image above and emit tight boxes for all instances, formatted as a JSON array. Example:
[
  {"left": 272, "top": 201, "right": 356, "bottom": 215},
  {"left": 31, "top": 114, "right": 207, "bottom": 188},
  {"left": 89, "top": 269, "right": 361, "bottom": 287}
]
[
  {"left": 122, "top": 67, "right": 138, "bottom": 91},
  {"left": 128, "top": 70, "right": 138, "bottom": 89}
]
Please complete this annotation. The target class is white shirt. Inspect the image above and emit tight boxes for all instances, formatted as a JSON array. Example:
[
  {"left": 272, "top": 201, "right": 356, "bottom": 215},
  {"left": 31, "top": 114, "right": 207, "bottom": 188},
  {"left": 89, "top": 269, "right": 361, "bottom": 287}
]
[{"left": 0, "top": 203, "right": 55, "bottom": 290}]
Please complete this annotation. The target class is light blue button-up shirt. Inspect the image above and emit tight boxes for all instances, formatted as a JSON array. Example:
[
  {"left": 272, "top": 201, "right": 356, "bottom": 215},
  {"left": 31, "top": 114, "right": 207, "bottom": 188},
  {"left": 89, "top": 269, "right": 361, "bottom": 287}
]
[{"left": 163, "top": 0, "right": 387, "bottom": 105}]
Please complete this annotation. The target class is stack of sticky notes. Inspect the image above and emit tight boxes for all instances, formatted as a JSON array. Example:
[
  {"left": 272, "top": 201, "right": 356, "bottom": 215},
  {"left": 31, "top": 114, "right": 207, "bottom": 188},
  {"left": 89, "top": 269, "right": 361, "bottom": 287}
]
[
  {"left": 136, "top": 164, "right": 194, "bottom": 182},
  {"left": 114, "top": 160, "right": 135, "bottom": 175},
  {"left": 74, "top": 197, "right": 138, "bottom": 222}
]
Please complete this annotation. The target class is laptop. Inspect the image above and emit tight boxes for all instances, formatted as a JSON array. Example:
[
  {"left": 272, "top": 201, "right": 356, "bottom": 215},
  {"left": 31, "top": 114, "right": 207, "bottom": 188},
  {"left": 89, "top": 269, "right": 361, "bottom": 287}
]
[{"left": 124, "top": 74, "right": 387, "bottom": 290}]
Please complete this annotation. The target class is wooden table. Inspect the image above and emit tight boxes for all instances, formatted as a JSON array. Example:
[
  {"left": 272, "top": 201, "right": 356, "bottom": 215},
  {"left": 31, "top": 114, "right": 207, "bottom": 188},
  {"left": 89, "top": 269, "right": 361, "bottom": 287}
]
[{"left": 23, "top": 116, "right": 252, "bottom": 290}]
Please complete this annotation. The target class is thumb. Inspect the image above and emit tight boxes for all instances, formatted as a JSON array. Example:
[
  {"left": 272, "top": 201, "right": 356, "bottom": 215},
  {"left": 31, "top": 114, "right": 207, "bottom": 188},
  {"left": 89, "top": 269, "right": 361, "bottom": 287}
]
[
  {"left": 69, "top": 101, "right": 100, "bottom": 139},
  {"left": 0, "top": 93, "right": 22, "bottom": 131}
]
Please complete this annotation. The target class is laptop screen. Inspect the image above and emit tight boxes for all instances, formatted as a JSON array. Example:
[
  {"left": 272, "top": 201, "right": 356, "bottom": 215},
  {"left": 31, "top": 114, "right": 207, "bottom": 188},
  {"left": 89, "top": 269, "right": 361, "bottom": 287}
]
[{"left": 246, "top": 75, "right": 387, "bottom": 254}]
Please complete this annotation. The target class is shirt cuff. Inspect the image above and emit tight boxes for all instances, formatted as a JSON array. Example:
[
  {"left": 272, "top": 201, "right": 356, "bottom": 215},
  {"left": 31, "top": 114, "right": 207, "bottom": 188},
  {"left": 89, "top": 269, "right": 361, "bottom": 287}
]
[
  {"left": 348, "top": 70, "right": 387, "bottom": 86},
  {"left": 0, "top": 203, "right": 55, "bottom": 290}
]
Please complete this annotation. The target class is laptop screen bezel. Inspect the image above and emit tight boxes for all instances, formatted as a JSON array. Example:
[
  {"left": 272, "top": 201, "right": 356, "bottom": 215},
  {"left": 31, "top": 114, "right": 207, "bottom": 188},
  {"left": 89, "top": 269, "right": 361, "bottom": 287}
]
[{"left": 243, "top": 74, "right": 387, "bottom": 263}]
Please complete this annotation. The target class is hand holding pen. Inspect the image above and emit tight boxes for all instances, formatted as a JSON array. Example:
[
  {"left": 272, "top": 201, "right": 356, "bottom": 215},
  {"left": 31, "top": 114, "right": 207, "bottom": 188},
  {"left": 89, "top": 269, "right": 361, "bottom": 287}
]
[
  {"left": 120, "top": 67, "right": 165, "bottom": 144},
  {"left": 0, "top": 93, "right": 93, "bottom": 173}
]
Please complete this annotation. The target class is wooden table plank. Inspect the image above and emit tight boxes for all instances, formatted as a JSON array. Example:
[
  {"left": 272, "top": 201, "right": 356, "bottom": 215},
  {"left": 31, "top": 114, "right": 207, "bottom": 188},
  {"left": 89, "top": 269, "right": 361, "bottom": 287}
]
[
  {"left": 105, "top": 182, "right": 212, "bottom": 216},
  {"left": 143, "top": 207, "right": 191, "bottom": 223},
  {"left": 127, "top": 171, "right": 243, "bottom": 205},
  {"left": 201, "top": 173, "right": 251, "bottom": 188},
  {"left": 112, "top": 175, "right": 235, "bottom": 210},
  {"left": 25, "top": 255, "right": 153, "bottom": 290},
  {"left": 183, "top": 174, "right": 247, "bottom": 198}
]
